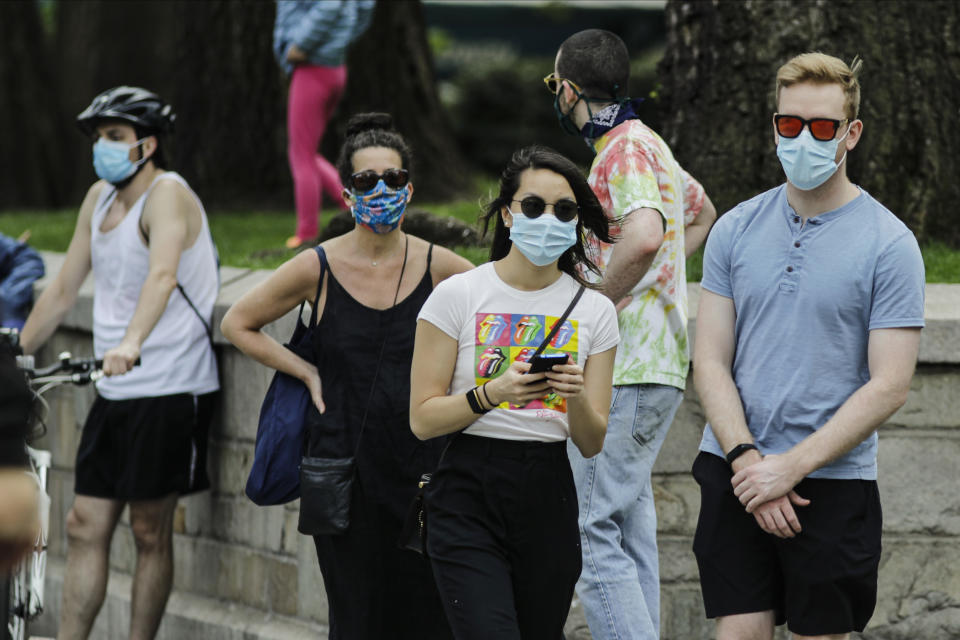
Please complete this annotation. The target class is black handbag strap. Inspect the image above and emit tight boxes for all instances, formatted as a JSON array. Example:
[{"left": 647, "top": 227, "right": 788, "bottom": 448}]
[
  {"left": 353, "top": 234, "right": 409, "bottom": 456},
  {"left": 299, "top": 247, "right": 328, "bottom": 456},
  {"left": 530, "top": 284, "right": 586, "bottom": 359}
]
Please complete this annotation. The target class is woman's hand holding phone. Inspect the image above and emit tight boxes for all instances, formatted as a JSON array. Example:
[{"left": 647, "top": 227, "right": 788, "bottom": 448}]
[
  {"left": 543, "top": 355, "right": 585, "bottom": 399},
  {"left": 485, "top": 360, "right": 553, "bottom": 407}
]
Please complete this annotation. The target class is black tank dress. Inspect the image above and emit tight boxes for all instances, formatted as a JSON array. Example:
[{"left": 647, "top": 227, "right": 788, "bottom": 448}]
[{"left": 306, "top": 244, "right": 451, "bottom": 639}]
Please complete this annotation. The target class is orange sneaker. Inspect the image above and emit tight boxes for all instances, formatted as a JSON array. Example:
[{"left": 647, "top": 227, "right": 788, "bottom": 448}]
[{"left": 285, "top": 235, "right": 313, "bottom": 250}]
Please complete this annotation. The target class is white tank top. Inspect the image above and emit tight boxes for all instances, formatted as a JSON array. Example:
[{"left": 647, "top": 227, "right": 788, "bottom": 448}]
[{"left": 90, "top": 172, "right": 219, "bottom": 399}]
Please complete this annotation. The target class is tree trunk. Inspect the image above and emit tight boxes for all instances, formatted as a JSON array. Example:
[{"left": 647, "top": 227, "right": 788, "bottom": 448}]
[
  {"left": 323, "top": 0, "right": 470, "bottom": 201},
  {"left": 50, "top": 0, "right": 287, "bottom": 210},
  {"left": 658, "top": 0, "right": 960, "bottom": 247},
  {"left": 171, "top": 0, "right": 288, "bottom": 210},
  {"left": 5, "top": 0, "right": 463, "bottom": 210},
  {"left": 0, "top": 0, "right": 67, "bottom": 208}
]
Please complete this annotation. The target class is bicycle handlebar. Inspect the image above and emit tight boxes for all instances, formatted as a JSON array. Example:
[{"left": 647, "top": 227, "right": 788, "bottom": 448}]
[
  {"left": 3, "top": 328, "right": 141, "bottom": 388},
  {"left": 21, "top": 353, "right": 142, "bottom": 380}
]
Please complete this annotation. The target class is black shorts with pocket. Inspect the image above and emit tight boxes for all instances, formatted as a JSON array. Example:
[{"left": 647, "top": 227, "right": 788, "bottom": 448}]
[
  {"left": 692, "top": 451, "right": 882, "bottom": 636},
  {"left": 75, "top": 392, "right": 216, "bottom": 500}
]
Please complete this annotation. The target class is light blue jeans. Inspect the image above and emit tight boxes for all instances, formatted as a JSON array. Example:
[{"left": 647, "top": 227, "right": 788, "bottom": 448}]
[{"left": 568, "top": 383, "right": 684, "bottom": 640}]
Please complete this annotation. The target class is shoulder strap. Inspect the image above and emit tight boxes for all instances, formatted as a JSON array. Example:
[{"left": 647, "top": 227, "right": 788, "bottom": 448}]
[
  {"left": 176, "top": 284, "right": 214, "bottom": 347},
  {"left": 309, "top": 246, "right": 327, "bottom": 327},
  {"left": 137, "top": 172, "right": 171, "bottom": 242},
  {"left": 530, "top": 284, "right": 586, "bottom": 360},
  {"left": 426, "top": 242, "right": 434, "bottom": 269}
]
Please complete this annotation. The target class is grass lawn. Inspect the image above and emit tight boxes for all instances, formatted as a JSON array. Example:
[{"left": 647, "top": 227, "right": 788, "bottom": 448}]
[{"left": 0, "top": 206, "right": 956, "bottom": 283}]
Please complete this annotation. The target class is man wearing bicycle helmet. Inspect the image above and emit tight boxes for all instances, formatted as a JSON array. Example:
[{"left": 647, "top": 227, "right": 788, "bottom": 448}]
[{"left": 20, "top": 86, "right": 219, "bottom": 640}]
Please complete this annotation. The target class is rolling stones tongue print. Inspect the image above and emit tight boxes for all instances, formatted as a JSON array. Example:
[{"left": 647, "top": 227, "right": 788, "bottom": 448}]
[{"left": 473, "top": 312, "right": 579, "bottom": 413}]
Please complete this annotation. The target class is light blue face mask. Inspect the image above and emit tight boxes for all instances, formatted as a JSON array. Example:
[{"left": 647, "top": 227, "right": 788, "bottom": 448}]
[
  {"left": 776, "top": 124, "right": 851, "bottom": 191},
  {"left": 92, "top": 137, "right": 149, "bottom": 184},
  {"left": 508, "top": 209, "right": 578, "bottom": 267}
]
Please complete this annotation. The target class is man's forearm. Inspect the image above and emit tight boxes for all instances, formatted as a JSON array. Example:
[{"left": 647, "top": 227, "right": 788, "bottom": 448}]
[
  {"left": 685, "top": 222, "right": 710, "bottom": 259},
  {"left": 684, "top": 194, "right": 717, "bottom": 258},
  {"left": 120, "top": 271, "right": 178, "bottom": 348},
  {"left": 694, "top": 360, "right": 754, "bottom": 455},
  {"left": 788, "top": 377, "right": 909, "bottom": 477},
  {"left": 20, "top": 281, "right": 76, "bottom": 354},
  {"left": 599, "top": 207, "right": 663, "bottom": 304},
  {"left": 600, "top": 249, "right": 657, "bottom": 304}
]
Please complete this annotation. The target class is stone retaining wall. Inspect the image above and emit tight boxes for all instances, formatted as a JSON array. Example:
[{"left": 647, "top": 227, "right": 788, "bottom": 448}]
[{"left": 28, "top": 253, "right": 960, "bottom": 639}]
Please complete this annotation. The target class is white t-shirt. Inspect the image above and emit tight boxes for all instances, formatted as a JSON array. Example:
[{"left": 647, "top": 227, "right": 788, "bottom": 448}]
[{"left": 418, "top": 262, "right": 619, "bottom": 442}]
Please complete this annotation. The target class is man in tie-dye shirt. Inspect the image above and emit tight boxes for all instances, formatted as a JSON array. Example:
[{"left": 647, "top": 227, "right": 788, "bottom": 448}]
[{"left": 548, "top": 29, "right": 716, "bottom": 640}]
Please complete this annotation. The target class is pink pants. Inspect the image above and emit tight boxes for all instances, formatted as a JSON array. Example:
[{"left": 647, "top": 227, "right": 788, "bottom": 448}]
[{"left": 287, "top": 64, "right": 348, "bottom": 240}]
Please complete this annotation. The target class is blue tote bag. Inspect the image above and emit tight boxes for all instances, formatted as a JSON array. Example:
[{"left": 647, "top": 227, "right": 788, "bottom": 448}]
[{"left": 245, "top": 247, "right": 325, "bottom": 506}]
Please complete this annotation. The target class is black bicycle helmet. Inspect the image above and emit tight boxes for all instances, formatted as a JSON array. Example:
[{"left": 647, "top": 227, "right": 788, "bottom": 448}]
[{"left": 76, "top": 86, "right": 176, "bottom": 137}]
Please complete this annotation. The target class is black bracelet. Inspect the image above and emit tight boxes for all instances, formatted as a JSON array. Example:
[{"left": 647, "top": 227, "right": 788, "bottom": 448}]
[
  {"left": 480, "top": 382, "right": 496, "bottom": 409},
  {"left": 725, "top": 443, "right": 759, "bottom": 466},
  {"left": 465, "top": 387, "right": 488, "bottom": 414}
]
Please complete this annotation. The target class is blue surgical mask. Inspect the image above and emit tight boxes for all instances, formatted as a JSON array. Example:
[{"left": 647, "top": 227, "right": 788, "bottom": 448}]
[
  {"left": 351, "top": 180, "right": 409, "bottom": 234},
  {"left": 92, "top": 137, "right": 149, "bottom": 184},
  {"left": 508, "top": 210, "right": 578, "bottom": 267},
  {"left": 776, "top": 124, "right": 851, "bottom": 191}
]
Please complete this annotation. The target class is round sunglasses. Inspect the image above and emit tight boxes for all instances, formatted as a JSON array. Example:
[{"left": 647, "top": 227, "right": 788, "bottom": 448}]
[
  {"left": 512, "top": 196, "right": 579, "bottom": 222},
  {"left": 349, "top": 168, "right": 409, "bottom": 192},
  {"left": 774, "top": 114, "right": 848, "bottom": 142}
]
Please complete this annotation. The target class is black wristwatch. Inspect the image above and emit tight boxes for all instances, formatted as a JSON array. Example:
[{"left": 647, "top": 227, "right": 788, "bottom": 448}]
[{"left": 725, "top": 443, "right": 759, "bottom": 466}]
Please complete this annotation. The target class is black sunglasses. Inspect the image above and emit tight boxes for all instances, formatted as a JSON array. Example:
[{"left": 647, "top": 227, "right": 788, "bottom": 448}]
[
  {"left": 512, "top": 196, "right": 579, "bottom": 223},
  {"left": 774, "top": 114, "right": 848, "bottom": 142},
  {"left": 349, "top": 168, "right": 409, "bottom": 192}
]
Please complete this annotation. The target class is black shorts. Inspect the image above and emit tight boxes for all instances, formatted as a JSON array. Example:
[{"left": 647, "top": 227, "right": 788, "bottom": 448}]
[
  {"left": 75, "top": 392, "right": 216, "bottom": 500},
  {"left": 692, "top": 451, "right": 881, "bottom": 636}
]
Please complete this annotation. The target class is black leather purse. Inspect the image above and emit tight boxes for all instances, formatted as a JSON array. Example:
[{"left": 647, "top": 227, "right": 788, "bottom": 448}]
[
  {"left": 297, "top": 456, "right": 355, "bottom": 535},
  {"left": 398, "top": 284, "right": 586, "bottom": 555},
  {"left": 297, "top": 238, "right": 409, "bottom": 536}
]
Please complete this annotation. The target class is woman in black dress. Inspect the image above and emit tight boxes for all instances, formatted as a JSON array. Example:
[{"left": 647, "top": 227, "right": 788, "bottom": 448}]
[{"left": 222, "top": 113, "right": 472, "bottom": 638}]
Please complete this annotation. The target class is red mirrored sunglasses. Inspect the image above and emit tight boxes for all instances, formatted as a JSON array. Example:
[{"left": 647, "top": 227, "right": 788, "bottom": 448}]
[{"left": 774, "top": 114, "right": 848, "bottom": 142}]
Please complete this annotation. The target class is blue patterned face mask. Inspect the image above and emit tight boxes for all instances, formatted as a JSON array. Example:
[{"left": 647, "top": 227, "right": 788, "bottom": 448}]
[
  {"left": 92, "top": 137, "right": 149, "bottom": 184},
  {"left": 350, "top": 180, "right": 409, "bottom": 234},
  {"left": 508, "top": 209, "right": 578, "bottom": 267}
]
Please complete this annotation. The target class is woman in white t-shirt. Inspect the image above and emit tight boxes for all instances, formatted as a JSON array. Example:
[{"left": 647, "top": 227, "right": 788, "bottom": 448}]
[{"left": 410, "top": 146, "right": 620, "bottom": 638}]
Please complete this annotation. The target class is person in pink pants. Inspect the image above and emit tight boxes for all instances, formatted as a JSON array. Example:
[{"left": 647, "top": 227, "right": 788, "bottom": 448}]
[
  {"left": 274, "top": 0, "right": 375, "bottom": 249},
  {"left": 286, "top": 64, "right": 349, "bottom": 248}
]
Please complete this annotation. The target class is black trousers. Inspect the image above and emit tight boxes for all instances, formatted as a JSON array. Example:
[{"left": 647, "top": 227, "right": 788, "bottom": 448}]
[
  {"left": 425, "top": 434, "right": 581, "bottom": 640},
  {"left": 313, "top": 478, "right": 452, "bottom": 640}
]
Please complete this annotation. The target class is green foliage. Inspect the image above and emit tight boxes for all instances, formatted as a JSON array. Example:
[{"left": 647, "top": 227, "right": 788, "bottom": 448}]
[
  {"left": 0, "top": 211, "right": 75, "bottom": 252},
  {"left": 427, "top": 27, "right": 453, "bottom": 58},
  {"left": 686, "top": 247, "right": 704, "bottom": 283},
  {"left": 922, "top": 243, "right": 960, "bottom": 283}
]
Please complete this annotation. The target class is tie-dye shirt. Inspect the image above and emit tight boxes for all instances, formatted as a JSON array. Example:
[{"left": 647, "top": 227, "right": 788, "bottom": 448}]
[{"left": 585, "top": 119, "right": 705, "bottom": 388}]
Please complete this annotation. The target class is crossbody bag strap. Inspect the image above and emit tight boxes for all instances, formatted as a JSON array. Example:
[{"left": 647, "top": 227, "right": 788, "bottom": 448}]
[
  {"left": 530, "top": 284, "right": 586, "bottom": 359},
  {"left": 353, "top": 234, "right": 409, "bottom": 456},
  {"left": 177, "top": 283, "right": 214, "bottom": 347}
]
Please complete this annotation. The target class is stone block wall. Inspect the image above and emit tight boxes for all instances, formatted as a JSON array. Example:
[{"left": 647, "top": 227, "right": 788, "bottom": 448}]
[{"left": 27, "top": 254, "right": 960, "bottom": 639}]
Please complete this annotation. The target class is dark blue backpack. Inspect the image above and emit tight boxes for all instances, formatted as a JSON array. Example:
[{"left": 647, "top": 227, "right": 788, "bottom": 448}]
[{"left": 245, "top": 247, "right": 325, "bottom": 505}]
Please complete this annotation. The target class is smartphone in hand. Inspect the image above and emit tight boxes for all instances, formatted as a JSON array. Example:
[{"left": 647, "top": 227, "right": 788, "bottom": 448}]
[{"left": 526, "top": 353, "right": 568, "bottom": 374}]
